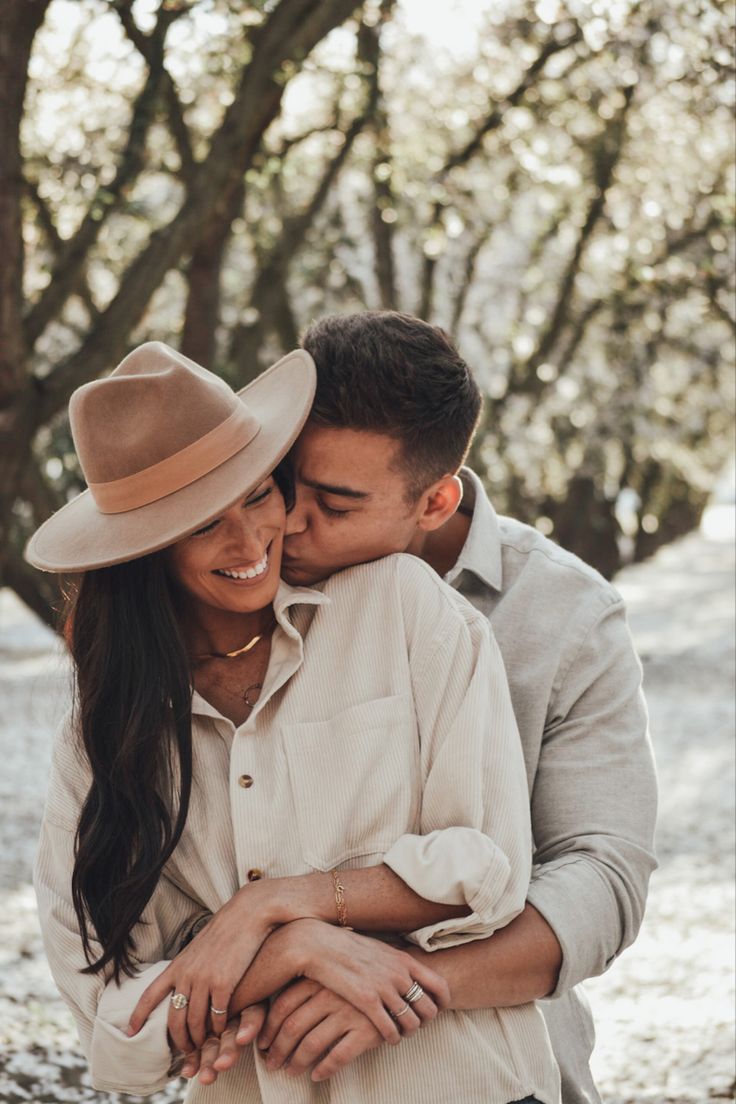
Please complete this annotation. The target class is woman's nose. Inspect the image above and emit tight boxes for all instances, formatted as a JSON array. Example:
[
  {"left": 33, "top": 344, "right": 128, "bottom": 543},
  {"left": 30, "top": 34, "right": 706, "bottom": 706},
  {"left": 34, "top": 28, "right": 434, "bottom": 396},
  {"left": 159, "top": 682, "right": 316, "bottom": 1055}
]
[{"left": 221, "top": 512, "right": 264, "bottom": 558}]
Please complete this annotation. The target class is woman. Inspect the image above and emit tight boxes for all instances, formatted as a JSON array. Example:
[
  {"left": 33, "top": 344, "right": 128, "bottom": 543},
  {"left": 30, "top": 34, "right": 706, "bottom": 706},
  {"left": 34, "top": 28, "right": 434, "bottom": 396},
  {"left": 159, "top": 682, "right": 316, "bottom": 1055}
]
[{"left": 27, "top": 342, "right": 559, "bottom": 1104}]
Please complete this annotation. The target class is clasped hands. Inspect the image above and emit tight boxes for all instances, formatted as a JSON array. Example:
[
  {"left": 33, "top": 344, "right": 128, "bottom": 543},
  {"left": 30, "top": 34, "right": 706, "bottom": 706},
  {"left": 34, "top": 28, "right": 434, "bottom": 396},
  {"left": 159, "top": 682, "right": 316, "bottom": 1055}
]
[{"left": 127, "top": 881, "right": 449, "bottom": 1086}]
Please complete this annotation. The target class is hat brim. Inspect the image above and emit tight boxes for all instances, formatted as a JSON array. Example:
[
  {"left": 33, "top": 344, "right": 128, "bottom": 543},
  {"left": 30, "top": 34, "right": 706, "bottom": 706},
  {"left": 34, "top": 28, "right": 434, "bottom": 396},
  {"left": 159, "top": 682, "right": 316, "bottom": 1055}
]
[{"left": 24, "top": 349, "right": 316, "bottom": 573}]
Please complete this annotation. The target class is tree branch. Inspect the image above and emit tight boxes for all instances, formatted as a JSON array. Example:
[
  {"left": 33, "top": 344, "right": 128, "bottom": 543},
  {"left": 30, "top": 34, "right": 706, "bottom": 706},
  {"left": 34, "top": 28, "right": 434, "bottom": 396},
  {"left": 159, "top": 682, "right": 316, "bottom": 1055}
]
[
  {"left": 228, "top": 102, "right": 371, "bottom": 380},
  {"left": 419, "top": 24, "right": 583, "bottom": 318},
  {"left": 509, "top": 83, "right": 635, "bottom": 390},
  {"left": 113, "top": 0, "right": 196, "bottom": 179},
  {"left": 24, "top": 177, "right": 101, "bottom": 323},
  {"left": 33, "top": 0, "right": 360, "bottom": 424},
  {"left": 359, "top": 0, "right": 397, "bottom": 308},
  {"left": 23, "top": 3, "right": 182, "bottom": 347}
]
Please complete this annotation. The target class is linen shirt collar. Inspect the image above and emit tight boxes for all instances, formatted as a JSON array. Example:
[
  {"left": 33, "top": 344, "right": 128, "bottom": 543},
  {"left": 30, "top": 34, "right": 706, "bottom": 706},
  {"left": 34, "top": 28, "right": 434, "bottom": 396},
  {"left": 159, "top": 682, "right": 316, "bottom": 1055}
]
[
  {"left": 191, "top": 580, "right": 331, "bottom": 719},
  {"left": 443, "top": 467, "right": 503, "bottom": 593}
]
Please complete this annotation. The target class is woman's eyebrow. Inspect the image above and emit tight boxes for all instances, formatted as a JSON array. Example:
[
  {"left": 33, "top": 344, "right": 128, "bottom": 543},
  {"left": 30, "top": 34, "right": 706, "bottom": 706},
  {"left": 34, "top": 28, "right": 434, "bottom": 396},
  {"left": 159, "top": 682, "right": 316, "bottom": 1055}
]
[{"left": 301, "top": 476, "right": 371, "bottom": 500}]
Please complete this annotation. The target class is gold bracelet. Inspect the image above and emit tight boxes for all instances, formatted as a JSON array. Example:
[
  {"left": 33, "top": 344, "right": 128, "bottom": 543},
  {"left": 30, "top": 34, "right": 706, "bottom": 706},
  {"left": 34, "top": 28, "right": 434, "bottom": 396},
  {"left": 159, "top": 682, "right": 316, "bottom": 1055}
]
[{"left": 331, "top": 869, "right": 350, "bottom": 928}]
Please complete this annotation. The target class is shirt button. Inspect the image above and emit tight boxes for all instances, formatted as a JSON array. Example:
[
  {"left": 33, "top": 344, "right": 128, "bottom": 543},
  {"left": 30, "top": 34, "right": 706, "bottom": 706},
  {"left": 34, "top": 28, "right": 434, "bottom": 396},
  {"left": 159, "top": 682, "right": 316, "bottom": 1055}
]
[
  {"left": 238, "top": 775, "right": 254, "bottom": 789},
  {"left": 247, "top": 868, "right": 263, "bottom": 882}
]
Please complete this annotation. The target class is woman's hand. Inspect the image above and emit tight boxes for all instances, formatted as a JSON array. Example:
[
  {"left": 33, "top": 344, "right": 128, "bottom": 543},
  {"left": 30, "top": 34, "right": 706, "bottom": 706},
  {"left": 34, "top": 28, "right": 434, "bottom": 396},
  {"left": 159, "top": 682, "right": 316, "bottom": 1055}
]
[
  {"left": 253, "top": 919, "right": 450, "bottom": 1046},
  {"left": 258, "top": 978, "right": 385, "bottom": 1081},
  {"left": 128, "top": 886, "right": 276, "bottom": 1051}
]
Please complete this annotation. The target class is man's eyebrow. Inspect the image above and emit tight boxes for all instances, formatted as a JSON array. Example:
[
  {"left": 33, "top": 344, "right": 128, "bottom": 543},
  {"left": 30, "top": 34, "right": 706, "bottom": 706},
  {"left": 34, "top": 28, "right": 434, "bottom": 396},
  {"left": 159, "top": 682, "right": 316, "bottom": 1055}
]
[{"left": 300, "top": 476, "right": 371, "bottom": 500}]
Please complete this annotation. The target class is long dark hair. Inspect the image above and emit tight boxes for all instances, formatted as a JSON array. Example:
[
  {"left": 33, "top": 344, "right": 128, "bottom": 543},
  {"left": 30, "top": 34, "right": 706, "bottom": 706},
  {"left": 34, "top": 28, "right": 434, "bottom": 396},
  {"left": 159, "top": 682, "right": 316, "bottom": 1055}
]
[{"left": 67, "top": 552, "right": 194, "bottom": 981}]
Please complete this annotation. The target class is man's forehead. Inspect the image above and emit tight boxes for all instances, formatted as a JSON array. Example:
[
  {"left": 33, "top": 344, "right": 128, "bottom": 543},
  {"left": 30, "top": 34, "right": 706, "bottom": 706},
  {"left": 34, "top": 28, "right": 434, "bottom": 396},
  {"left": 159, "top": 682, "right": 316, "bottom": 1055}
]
[{"left": 294, "top": 424, "right": 406, "bottom": 496}]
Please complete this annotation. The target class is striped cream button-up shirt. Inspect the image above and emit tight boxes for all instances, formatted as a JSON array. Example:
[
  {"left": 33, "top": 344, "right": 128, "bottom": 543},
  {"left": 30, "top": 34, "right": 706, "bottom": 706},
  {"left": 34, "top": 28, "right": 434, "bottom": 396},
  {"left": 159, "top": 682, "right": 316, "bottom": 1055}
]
[{"left": 34, "top": 553, "right": 560, "bottom": 1104}]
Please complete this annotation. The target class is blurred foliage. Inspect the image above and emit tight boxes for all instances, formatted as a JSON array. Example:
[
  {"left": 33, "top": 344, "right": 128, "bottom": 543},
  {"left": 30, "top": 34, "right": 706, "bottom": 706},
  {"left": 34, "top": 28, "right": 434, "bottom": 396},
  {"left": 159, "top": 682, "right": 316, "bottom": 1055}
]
[{"left": 2, "top": 0, "right": 734, "bottom": 624}]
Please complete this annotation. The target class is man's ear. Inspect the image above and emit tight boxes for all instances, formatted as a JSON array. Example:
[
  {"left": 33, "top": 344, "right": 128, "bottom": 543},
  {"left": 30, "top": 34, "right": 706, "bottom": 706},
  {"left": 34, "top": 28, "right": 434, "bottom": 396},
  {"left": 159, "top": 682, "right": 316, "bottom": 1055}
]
[{"left": 416, "top": 474, "right": 463, "bottom": 532}]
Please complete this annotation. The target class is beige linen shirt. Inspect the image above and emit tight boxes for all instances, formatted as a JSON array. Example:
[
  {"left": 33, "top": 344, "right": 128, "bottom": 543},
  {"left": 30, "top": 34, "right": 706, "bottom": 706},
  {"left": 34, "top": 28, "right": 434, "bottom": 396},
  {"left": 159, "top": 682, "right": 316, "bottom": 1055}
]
[
  {"left": 35, "top": 554, "right": 561, "bottom": 1104},
  {"left": 448, "top": 469, "right": 658, "bottom": 1104}
]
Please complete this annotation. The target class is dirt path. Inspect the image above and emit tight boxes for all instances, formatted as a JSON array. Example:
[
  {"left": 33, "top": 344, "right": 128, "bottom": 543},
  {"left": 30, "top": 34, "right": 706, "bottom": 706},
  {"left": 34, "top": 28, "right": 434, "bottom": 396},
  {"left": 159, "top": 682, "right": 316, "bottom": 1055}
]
[{"left": 1, "top": 518, "right": 733, "bottom": 1103}]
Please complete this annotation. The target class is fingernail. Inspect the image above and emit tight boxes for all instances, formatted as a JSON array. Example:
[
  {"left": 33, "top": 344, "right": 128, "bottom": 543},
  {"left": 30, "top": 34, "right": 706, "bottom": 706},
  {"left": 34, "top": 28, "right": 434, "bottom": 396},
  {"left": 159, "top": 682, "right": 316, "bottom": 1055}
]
[
  {"left": 182, "top": 1065, "right": 195, "bottom": 1077},
  {"left": 256, "top": 1035, "right": 269, "bottom": 1049},
  {"left": 237, "top": 1026, "right": 254, "bottom": 1043},
  {"left": 126, "top": 1025, "right": 136, "bottom": 1037}
]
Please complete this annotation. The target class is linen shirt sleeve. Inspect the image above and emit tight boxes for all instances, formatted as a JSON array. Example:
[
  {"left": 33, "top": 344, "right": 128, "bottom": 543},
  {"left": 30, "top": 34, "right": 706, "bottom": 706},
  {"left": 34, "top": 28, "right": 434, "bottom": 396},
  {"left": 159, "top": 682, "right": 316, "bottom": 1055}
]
[
  {"left": 526, "top": 596, "right": 658, "bottom": 995},
  {"left": 383, "top": 560, "right": 532, "bottom": 951},
  {"left": 33, "top": 713, "right": 207, "bottom": 1095}
]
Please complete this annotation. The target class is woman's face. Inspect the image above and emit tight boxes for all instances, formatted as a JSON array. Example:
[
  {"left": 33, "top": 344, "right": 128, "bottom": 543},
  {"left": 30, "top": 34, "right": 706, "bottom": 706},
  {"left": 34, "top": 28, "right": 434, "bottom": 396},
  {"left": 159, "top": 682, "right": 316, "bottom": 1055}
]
[{"left": 166, "top": 477, "right": 285, "bottom": 615}]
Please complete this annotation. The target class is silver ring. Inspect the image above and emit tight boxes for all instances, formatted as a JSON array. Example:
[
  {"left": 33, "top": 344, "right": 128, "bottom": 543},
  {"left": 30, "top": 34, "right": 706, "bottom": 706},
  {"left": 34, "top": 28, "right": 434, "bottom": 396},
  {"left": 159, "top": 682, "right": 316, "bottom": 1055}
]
[
  {"left": 391, "top": 1003, "right": 411, "bottom": 1018},
  {"left": 210, "top": 1005, "right": 228, "bottom": 1016},
  {"left": 404, "top": 982, "right": 425, "bottom": 1004},
  {"left": 170, "top": 992, "right": 189, "bottom": 1010}
]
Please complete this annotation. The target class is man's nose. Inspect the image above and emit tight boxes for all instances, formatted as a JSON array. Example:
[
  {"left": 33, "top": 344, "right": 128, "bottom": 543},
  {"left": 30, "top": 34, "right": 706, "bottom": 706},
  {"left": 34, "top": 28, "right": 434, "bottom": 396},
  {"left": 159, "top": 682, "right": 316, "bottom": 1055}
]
[{"left": 285, "top": 493, "right": 308, "bottom": 536}]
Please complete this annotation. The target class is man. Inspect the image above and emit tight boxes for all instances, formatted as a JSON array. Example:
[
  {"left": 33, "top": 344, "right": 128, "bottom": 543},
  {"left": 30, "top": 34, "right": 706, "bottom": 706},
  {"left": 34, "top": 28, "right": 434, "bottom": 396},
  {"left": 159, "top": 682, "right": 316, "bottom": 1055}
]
[
  {"left": 193, "top": 310, "right": 657, "bottom": 1101},
  {"left": 269, "top": 311, "right": 656, "bottom": 1103}
]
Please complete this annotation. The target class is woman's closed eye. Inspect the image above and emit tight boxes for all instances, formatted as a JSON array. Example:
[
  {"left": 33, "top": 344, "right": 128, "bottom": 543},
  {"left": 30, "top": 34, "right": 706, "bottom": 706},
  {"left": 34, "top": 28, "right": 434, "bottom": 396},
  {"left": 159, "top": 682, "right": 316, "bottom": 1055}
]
[
  {"left": 191, "top": 486, "right": 274, "bottom": 537},
  {"left": 192, "top": 518, "right": 219, "bottom": 537}
]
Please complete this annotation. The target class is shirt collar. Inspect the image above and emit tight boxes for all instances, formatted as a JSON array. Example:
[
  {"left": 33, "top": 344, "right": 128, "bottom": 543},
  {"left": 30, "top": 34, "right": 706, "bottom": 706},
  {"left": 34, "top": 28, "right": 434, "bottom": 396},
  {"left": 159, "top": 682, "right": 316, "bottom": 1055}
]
[
  {"left": 443, "top": 466, "right": 503, "bottom": 593},
  {"left": 191, "top": 580, "right": 331, "bottom": 719}
]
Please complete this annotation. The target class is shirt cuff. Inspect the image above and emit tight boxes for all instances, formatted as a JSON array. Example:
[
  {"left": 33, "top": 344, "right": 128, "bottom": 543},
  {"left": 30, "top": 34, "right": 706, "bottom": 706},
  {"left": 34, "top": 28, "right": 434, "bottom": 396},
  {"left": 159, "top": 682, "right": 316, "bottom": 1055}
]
[
  {"left": 527, "top": 859, "right": 621, "bottom": 996},
  {"left": 90, "top": 960, "right": 175, "bottom": 1094},
  {"left": 383, "top": 828, "right": 516, "bottom": 951}
]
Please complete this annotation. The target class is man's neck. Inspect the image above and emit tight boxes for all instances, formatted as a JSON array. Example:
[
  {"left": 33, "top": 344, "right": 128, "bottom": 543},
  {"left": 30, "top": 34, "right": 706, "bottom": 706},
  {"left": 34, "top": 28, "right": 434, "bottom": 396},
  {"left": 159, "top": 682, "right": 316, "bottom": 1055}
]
[{"left": 409, "top": 509, "right": 472, "bottom": 579}]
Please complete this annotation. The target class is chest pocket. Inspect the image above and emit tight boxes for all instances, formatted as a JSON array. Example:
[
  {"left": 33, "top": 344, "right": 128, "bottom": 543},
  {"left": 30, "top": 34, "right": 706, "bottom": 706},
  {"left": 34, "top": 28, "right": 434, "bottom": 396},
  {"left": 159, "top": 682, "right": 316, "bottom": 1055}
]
[{"left": 281, "top": 694, "right": 420, "bottom": 872}]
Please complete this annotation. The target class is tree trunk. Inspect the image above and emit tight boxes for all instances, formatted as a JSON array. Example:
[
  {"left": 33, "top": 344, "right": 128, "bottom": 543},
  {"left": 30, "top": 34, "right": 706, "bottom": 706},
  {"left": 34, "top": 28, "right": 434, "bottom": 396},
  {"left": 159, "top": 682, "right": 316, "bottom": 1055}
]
[{"left": 0, "top": 0, "right": 50, "bottom": 588}]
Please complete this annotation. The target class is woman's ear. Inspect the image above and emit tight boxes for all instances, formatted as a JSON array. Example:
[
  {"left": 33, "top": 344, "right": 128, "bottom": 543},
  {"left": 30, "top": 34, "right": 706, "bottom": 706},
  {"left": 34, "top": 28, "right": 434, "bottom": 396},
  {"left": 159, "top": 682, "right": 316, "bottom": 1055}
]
[{"left": 417, "top": 474, "right": 463, "bottom": 532}]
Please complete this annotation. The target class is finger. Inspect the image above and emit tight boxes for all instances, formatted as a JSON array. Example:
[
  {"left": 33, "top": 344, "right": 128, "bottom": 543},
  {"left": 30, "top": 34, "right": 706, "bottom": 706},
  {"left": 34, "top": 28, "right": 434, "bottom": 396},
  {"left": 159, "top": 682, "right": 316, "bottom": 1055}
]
[
  {"left": 406, "top": 990, "right": 439, "bottom": 1024},
  {"left": 197, "top": 1035, "right": 223, "bottom": 1086},
  {"left": 311, "top": 1029, "right": 380, "bottom": 1083},
  {"left": 212, "top": 1022, "right": 241, "bottom": 1072},
  {"left": 389, "top": 1002, "right": 421, "bottom": 1037},
  {"left": 187, "top": 984, "right": 214, "bottom": 1050},
  {"left": 208, "top": 987, "right": 231, "bottom": 1038},
  {"left": 168, "top": 999, "right": 196, "bottom": 1057},
  {"left": 181, "top": 1050, "right": 200, "bottom": 1080},
  {"left": 285, "top": 1015, "right": 347, "bottom": 1077},
  {"left": 258, "top": 980, "right": 321, "bottom": 1050},
  {"left": 237, "top": 1002, "right": 268, "bottom": 1047},
  {"left": 168, "top": 993, "right": 195, "bottom": 1057},
  {"left": 127, "top": 971, "right": 173, "bottom": 1036},
  {"left": 363, "top": 995, "right": 400, "bottom": 1045},
  {"left": 405, "top": 962, "right": 451, "bottom": 1011},
  {"left": 265, "top": 996, "right": 331, "bottom": 1071}
]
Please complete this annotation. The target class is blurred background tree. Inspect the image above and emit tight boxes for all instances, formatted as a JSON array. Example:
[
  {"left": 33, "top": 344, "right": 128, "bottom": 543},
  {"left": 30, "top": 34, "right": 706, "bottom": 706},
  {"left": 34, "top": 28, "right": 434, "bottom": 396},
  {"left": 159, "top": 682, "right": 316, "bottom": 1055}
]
[{"left": 1, "top": 0, "right": 733, "bottom": 627}]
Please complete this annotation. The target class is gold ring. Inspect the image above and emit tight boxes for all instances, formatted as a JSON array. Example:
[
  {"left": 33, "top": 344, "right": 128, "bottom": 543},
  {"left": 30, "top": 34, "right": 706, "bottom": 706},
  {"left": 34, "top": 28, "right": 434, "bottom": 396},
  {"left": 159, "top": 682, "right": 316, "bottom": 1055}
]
[
  {"left": 392, "top": 1003, "right": 411, "bottom": 1018},
  {"left": 210, "top": 1005, "right": 228, "bottom": 1016},
  {"left": 170, "top": 992, "right": 189, "bottom": 1010}
]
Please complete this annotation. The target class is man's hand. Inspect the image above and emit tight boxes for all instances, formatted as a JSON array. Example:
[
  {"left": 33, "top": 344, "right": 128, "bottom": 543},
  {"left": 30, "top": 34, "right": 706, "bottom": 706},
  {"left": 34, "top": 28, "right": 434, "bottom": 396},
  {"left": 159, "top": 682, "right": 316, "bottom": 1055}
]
[
  {"left": 257, "top": 979, "right": 387, "bottom": 1082},
  {"left": 179, "top": 1004, "right": 267, "bottom": 1085}
]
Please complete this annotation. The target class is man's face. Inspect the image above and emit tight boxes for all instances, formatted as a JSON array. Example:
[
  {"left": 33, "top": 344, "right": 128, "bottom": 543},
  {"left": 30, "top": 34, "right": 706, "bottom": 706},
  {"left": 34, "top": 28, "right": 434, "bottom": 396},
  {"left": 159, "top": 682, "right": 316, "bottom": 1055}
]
[{"left": 282, "top": 423, "right": 426, "bottom": 585}]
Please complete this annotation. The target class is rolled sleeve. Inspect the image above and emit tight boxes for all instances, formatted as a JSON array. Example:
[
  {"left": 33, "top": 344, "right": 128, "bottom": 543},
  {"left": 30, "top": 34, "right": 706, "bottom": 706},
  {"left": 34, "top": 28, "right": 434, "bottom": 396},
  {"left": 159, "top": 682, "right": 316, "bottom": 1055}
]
[
  {"left": 528, "top": 598, "right": 658, "bottom": 994},
  {"left": 91, "top": 962, "right": 172, "bottom": 1094}
]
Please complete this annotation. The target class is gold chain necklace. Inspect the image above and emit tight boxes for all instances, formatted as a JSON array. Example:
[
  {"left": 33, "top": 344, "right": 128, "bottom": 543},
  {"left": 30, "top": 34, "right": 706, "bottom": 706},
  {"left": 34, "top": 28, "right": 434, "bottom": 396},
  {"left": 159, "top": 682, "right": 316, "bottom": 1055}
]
[{"left": 193, "top": 616, "right": 277, "bottom": 661}]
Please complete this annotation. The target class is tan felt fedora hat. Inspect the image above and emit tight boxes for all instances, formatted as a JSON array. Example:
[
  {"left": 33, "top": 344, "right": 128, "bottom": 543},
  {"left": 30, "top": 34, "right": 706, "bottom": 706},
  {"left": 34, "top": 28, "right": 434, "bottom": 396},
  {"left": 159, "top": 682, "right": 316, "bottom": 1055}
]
[{"left": 24, "top": 341, "right": 316, "bottom": 573}]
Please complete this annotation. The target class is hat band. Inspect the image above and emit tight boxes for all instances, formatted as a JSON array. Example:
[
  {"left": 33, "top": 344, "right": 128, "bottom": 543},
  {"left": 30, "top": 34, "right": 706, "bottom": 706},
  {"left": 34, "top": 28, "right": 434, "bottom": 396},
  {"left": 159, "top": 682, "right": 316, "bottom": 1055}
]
[{"left": 88, "top": 405, "right": 261, "bottom": 514}]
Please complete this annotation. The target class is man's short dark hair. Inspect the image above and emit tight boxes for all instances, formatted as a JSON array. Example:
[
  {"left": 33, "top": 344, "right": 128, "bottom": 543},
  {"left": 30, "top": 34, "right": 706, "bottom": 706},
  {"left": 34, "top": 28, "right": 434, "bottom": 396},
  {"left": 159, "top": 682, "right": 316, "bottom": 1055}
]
[{"left": 301, "top": 311, "right": 482, "bottom": 498}]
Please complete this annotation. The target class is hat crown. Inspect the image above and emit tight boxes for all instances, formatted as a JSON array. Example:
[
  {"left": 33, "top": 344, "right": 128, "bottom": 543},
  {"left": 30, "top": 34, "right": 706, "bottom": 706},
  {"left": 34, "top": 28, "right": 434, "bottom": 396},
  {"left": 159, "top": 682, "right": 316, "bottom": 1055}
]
[{"left": 70, "top": 342, "right": 245, "bottom": 485}]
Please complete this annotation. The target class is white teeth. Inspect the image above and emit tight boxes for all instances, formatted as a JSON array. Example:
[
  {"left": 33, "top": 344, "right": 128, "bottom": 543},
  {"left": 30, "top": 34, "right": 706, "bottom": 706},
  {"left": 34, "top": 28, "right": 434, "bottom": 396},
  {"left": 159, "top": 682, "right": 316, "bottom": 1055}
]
[{"left": 216, "top": 553, "right": 268, "bottom": 580}]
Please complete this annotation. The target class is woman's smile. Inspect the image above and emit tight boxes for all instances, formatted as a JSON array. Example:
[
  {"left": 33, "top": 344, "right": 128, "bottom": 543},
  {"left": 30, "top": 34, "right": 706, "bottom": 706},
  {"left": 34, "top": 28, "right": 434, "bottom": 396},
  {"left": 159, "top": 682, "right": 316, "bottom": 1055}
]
[{"left": 212, "top": 545, "right": 272, "bottom": 584}]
